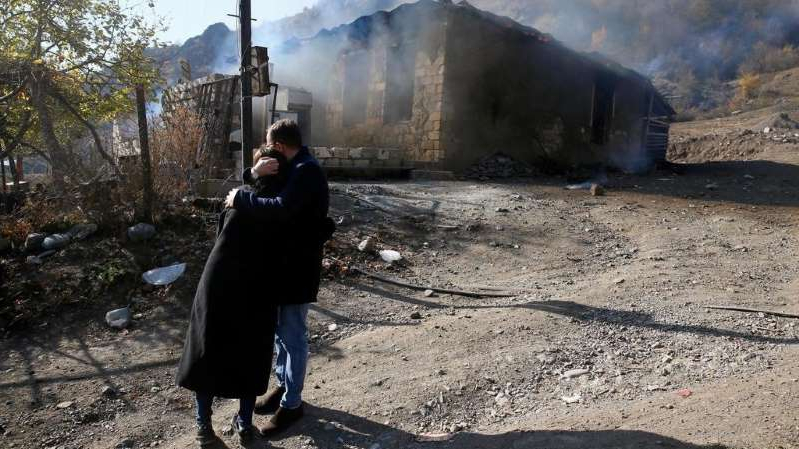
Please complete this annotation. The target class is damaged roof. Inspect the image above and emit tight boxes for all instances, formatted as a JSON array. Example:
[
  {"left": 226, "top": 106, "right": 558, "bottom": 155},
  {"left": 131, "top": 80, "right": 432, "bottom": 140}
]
[{"left": 296, "top": 0, "right": 675, "bottom": 117}]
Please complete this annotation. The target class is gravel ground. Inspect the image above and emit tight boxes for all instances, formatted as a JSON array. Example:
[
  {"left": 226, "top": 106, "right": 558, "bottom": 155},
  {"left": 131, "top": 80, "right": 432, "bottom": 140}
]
[{"left": 2, "top": 119, "right": 799, "bottom": 449}]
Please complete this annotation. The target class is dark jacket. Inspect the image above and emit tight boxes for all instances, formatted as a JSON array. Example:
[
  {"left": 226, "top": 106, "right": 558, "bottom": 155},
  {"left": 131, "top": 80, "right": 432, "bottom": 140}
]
[
  {"left": 234, "top": 147, "right": 333, "bottom": 304},
  {"left": 176, "top": 166, "right": 289, "bottom": 398}
]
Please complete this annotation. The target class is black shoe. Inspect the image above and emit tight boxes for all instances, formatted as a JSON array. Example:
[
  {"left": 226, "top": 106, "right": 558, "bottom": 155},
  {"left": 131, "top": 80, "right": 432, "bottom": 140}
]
[
  {"left": 259, "top": 405, "right": 304, "bottom": 436},
  {"left": 231, "top": 414, "right": 262, "bottom": 446},
  {"left": 254, "top": 386, "right": 286, "bottom": 415},
  {"left": 196, "top": 423, "right": 219, "bottom": 447}
]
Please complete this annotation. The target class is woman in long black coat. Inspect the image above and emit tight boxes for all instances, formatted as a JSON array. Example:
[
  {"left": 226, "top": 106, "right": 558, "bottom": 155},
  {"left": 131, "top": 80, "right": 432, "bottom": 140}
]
[{"left": 177, "top": 149, "right": 288, "bottom": 446}]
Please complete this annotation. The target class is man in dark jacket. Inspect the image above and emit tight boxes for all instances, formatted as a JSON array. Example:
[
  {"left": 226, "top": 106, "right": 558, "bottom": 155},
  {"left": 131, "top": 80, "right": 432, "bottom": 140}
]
[{"left": 225, "top": 119, "right": 331, "bottom": 435}]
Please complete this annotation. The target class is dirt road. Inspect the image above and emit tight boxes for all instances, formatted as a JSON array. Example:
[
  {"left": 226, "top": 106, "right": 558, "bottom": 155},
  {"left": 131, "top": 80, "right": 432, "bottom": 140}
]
[{"left": 2, "top": 119, "right": 799, "bottom": 449}]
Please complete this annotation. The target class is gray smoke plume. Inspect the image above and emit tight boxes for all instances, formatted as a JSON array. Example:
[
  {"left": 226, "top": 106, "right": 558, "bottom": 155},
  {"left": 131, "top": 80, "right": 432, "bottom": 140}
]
[{"left": 232, "top": 0, "right": 799, "bottom": 83}]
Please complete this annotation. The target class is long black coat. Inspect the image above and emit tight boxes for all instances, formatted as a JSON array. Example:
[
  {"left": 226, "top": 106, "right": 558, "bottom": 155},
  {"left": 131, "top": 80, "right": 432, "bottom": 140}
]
[{"left": 176, "top": 163, "right": 288, "bottom": 398}]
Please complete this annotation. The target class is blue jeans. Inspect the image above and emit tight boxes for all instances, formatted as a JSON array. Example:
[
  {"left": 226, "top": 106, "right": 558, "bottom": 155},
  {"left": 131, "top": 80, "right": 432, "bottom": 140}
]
[
  {"left": 195, "top": 393, "right": 255, "bottom": 428},
  {"left": 274, "top": 304, "right": 310, "bottom": 409}
]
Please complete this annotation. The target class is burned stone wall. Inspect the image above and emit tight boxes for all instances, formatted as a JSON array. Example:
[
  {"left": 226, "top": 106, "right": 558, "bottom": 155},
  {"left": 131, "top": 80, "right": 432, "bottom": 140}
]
[
  {"left": 605, "top": 77, "right": 651, "bottom": 172},
  {"left": 323, "top": 9, "right": 448, "bottom": 165},
  {"left": 439, "top": 9, "right": 602, "bottom": 171},
  {"left": 290, "top": 1, "right": 669, "bottom": 174},
  {"left": 438, "top": 6, "right": 662, "bottom": 172}
]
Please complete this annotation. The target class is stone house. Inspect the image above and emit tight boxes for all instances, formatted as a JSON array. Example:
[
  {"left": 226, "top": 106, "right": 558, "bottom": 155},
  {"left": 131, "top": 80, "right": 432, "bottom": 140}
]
[{"left": 281, "top": 0, "right": 674, "bottom": 174}]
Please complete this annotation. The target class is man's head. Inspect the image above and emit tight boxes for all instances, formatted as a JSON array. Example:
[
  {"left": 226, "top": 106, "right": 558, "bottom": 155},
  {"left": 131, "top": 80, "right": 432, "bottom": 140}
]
[{"left": 266, "top": 119, "right": 302, "bottom": 160}]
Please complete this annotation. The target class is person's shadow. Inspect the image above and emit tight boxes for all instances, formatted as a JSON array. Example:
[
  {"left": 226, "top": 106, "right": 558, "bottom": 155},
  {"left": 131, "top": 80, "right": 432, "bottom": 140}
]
[{"left": 249, "top": 404, "right": 726, "bottom": 449}]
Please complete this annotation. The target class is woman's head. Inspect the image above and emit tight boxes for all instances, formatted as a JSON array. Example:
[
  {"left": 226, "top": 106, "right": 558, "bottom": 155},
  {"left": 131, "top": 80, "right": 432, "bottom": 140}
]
[
  {"left": 252, "top": 146, "right": 288, "bottom": 168},
  {"left": 251, "top": 145, "right": 290, "bottom": 197}
]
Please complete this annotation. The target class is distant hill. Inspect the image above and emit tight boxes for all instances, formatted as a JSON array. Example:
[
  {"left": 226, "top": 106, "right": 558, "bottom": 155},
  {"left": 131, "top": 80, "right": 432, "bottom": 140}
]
[
  {"left": 147, "top": 0, "right": 405, "bottom": 84},
  {"left": 146, "top": 22, "right": 234, "bottom": 84}
]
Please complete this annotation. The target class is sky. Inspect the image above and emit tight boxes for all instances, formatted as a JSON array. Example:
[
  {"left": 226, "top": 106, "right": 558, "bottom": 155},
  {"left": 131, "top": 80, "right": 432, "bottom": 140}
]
[{"left": 125, "top": 0, "right": 318, "bottom": 44}]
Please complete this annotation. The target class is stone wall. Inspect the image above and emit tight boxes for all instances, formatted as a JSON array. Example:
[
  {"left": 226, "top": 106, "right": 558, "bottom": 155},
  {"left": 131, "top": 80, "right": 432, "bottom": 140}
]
[
  {"left": 323, "top": 12, "right": 448, "bottom": 167},
  {"left": 309, "top": 146, "right": 411, "bottom": 170},
  {"left": 438, "top": 6, "right": 659, "bottom": 172}
]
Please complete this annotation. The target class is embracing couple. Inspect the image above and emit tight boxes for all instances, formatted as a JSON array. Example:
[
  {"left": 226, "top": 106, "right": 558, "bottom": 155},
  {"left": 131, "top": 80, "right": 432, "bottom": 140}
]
[{"left": 175, "top": 120, "right": 334, "bottom": 447}]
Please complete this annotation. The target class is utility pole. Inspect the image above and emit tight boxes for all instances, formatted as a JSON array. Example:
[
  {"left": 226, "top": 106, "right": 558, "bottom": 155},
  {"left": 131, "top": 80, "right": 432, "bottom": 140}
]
[
  {"left": 135, "top": 85, "right": 154, "bottom": 224},
  {"left": 239, "top": 0, "right": 253, "bottom": 175}
]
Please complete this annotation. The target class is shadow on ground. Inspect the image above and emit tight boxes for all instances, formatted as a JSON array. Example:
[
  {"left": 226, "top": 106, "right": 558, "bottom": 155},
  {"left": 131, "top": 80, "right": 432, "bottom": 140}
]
[
  {"left": 607, "top": 160, "right": 799, "bottom": 208},
  {"left": 471, "top": 159, "right": 799, "bottom": 208},
  {"left": 346, "top": 281, "right": 799, "bottom": 345},
  {"left": 257, "top": 404, "right": 727, "bottom": 449}
]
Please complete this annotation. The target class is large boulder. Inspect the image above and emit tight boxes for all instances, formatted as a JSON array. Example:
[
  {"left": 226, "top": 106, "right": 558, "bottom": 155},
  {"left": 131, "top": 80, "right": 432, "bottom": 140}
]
[
  {"left": 42, "top": 233, "right": 71, "bottom": 251},
  {"left": 127, "top": 223, "right": 156, "bottom": 242},
  {"left": 24, "top": 233, "right": 46, "bottom": 252},
  {"left": 67, "top": 223, "right": 98, "bottom": 241}
]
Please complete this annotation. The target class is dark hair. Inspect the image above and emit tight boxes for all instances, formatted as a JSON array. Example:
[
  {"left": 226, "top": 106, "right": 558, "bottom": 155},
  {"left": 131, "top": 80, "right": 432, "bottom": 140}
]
[
  {"left": 252, "top": 145, "right": 271, "bottom": 165},
  {"left": 252, "top": 147, "right": 290, "bottom": 197},
  {"left": 267, "top": 119, "right": 302, "bottom": 148}
]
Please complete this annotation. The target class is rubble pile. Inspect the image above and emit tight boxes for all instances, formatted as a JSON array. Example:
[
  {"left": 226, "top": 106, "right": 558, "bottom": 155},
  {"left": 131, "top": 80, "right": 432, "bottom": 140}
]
[{"left": 464, "top": 153, "right": 536, "bottom": 180}]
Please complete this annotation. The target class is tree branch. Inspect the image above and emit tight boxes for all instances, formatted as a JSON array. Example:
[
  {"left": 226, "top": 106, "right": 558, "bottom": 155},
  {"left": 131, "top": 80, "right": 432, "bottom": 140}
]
[
  {"left": 0, "top": 110, "right": 32, "bottom": 155},
  {"left": 0, "top": 76, "right": 29, "bottom": 103},
  {"left": 49, "top": 88, "right": 124, "bottom": 180}
]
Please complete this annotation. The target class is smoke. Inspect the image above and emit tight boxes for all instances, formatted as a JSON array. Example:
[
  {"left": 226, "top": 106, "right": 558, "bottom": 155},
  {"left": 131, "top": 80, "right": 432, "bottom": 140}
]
[
  {"left": 209, "top": 0, "right": 406, "bottom": 78},
  {"left": 467, "top": 0, "right": 799, "bottom": 80},
  {"left": 275, "top": 1, "right": 798, "bottom": 82},
  {"left": 198, "top": 0, "right": 799, "bottom": 90}
]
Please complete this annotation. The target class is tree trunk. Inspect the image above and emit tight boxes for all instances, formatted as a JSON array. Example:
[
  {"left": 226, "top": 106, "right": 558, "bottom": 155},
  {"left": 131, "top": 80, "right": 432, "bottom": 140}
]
[
  {"left": 135, "top": 85, "right": 154, "bottom": 223},
  {"left": 29, "top": 75, "right": 82, "bottom": 187},
  {"left": 50, "top": 89, "right": 124, "bottom": 180},
  {"left": 1, "top": 154, "right": 6, "bottom": 193},
  {"left": 5, "top": 154, "right": 19, "bottom": 192}
]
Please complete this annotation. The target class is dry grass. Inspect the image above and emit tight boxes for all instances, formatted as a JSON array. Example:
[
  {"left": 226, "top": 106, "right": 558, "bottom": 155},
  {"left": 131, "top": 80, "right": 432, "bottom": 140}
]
[
  {"left": 117, "top": 106, "right": 204, "bottom": 216},
  {"left": 737, "top": 73, "right": 761, "bottom": 99}
]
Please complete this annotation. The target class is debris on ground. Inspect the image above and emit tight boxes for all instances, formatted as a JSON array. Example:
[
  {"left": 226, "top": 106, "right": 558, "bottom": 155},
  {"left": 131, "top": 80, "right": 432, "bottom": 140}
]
[
  {"left": 464, "top": 153, "right": 535, "bottom": 180},
  {"left": 142, "top": 263, "right": 186, "bottom": 286},
  {"left": 677, "top": 388, "right": 693, "bottom": 398},
  {"left": 379, "top": 250, "right": 402, "bottom": 263},
  {"left": 105, "top": 306, "right": 132, "bottom": 329},
  {"left": 358, "top": 237, "right": 375, "bottom": 252}
]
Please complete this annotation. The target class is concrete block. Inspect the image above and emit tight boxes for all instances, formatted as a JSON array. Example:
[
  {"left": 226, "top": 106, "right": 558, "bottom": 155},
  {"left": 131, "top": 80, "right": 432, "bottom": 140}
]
[
  {"left": 349, "top": 147, "right": 363, "bottom": 158},
  {"left": 313, "top": 147, "right": 333, "bottom": 159},
  {"left": 332, "top": 147, "right": 350, "bottom": 159},
  {"left": 361, "top": 147, "right": 379, "bottom": 159}
]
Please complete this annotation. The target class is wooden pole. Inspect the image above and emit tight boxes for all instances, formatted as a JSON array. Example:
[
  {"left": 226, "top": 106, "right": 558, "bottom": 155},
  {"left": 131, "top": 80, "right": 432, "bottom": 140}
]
[
  {"left": 1, "top": 156, "right": 6, "bottom": 193},
  {"left": 239, "top": 0, "right": 253, "bottom": 179},
  {"left": 135, "top": 85, "right": 154, "bottom": 223},
  {"left": 15, "top": 155, "right": 23, "bottom": 182}
]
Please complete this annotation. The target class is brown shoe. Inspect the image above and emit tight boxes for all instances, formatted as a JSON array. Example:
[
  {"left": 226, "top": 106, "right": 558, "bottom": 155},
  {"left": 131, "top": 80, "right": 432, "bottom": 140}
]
[
  {"left": 259, "top": 405, "right": 304, "bottom": 436},
  {"left": 254, "top": 386, "right": 286, "bottom": 415}
]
